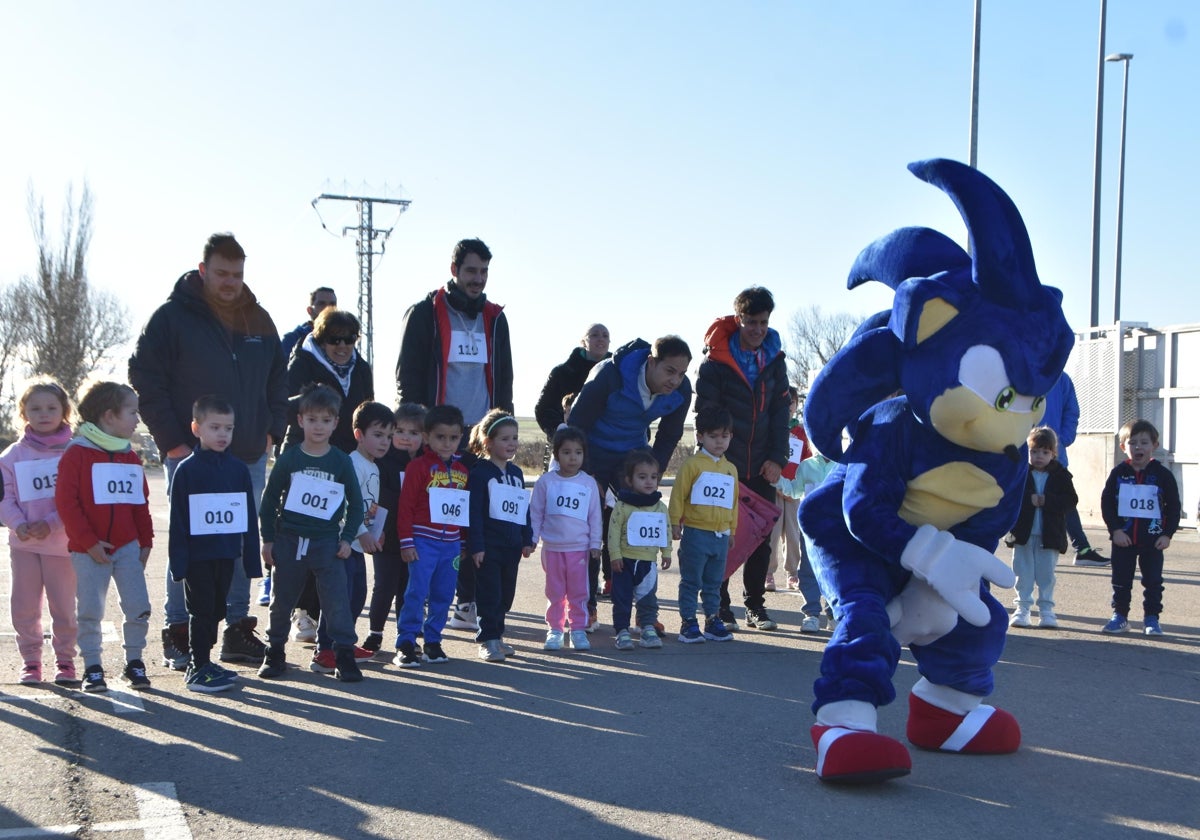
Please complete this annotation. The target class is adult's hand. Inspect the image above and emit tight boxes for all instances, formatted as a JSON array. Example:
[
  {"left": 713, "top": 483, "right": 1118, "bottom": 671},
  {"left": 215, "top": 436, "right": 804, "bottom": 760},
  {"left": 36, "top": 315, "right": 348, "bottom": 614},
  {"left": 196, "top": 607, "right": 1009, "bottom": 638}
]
[{"left": 760, "top": 460, "right": 783, "bottom": 484}]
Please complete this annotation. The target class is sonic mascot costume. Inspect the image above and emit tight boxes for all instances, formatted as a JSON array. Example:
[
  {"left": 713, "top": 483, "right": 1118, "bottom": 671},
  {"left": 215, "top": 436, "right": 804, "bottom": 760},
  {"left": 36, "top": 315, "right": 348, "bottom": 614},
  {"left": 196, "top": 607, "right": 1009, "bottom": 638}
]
[{"left": 798, "top": 159, "right": 1074, "bottom": 784}]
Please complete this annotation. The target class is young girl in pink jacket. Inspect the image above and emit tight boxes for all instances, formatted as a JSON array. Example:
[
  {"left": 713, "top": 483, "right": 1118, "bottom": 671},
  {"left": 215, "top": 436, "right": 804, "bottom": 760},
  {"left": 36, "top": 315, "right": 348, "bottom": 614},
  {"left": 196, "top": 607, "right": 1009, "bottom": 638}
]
[{"left": 0, "top": 380, "right": 77, "bottom": 685}]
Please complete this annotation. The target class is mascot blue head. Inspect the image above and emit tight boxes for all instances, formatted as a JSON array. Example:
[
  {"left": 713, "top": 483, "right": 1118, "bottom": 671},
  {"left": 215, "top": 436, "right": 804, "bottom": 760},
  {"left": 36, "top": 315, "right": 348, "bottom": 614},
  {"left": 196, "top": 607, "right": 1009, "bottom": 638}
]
[{"left": 805, "top": 159, "right": 1075, "bottom": 462}]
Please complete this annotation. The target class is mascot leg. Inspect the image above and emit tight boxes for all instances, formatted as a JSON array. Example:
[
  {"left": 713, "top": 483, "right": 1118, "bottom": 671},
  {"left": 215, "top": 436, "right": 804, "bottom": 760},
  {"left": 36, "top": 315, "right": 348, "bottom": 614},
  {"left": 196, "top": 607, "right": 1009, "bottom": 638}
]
[{"left": 812, "top": 700, "right": 912, "bottom": 784}]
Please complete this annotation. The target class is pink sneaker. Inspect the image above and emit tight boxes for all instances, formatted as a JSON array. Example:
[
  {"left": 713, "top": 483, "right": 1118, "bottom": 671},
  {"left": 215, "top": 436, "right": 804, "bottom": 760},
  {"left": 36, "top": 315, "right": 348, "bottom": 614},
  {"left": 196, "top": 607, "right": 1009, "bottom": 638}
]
[
  {"left": 19, "top": 662, "right": 42, "bottom": 684},
  {"left": 54, "top": 661, "right": 79, "bottom": 686},
  {"left": 765, "top": 575, "right": 778, "bottom": 592}
]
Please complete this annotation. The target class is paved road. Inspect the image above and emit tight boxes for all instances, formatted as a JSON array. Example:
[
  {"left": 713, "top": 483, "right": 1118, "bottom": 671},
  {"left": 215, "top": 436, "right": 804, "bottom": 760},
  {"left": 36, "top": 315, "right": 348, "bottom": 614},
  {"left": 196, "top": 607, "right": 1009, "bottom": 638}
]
[{"left": 1, "top": 471, "right": 1197, "bottom": 839}]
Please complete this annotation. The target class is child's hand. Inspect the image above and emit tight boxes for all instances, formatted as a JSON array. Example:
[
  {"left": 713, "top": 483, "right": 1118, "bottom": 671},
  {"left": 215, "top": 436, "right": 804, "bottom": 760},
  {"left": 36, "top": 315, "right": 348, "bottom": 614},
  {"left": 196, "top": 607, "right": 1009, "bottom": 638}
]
[
  {"left": 1030, "top": 493, "right": 1043, "bottom": 508},
  {"left": 671, "top": 525, "right": 682, "bottom": 541},
  {"left": 661, "top": 555, "right": 672, "bottom": 571},
  {"left": 28, "top": 521, "right": 51, "bottom": 540},
  {"left": 401, "top": 547, "right": 418, "bottom": 563},
  {"left": 336, "top": 540, "right": 352, "bottom": 559},
  {"left": 14, "top": 523, "right": 30, "bottom": 541},
  {"left": 521, "top": 545, "right": 535, "bottom": 558},
  {"left": 87, "top": 541, "right": 114, "bottom": 565},
  {"left": 1155, "top": 535, "right": 1171, "bottom": 551},
  {"left": 472, "top": 551, "right": 485, "bottom": 568},
  {"left": 1112, "top": 530, "right": 1132, "bottom": 548},
  {"left": 262, "top": 543, "right": 274, "bottom": 568},
  {"left": 138, "top": 546, "right": 151, "bottom": 567},
  {"left": 589, "top": 548, "right": 601, "bottom": 562},
  {"left": 358, "top": 533, "right": 382, "bottom": 554},
  {"left": 611, "top": 557, "right": 624, "bottom": 574},
  {"left": 728, "top": 535, "right": 736, "bottom": 553}
]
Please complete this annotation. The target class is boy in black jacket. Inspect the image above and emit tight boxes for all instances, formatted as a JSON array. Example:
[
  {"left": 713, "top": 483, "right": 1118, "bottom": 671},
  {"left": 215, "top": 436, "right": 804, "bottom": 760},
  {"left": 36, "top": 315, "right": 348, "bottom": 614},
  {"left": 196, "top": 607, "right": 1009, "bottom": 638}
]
[
  {"left": 169, "top": 397, "right": 261, "bottom": 692},
  {"left": 1100, "top": 419, "right": 1180, "bottom": 636},
  {"left": 1006, "top": 427, "right": 1077, "bottom": 629}
]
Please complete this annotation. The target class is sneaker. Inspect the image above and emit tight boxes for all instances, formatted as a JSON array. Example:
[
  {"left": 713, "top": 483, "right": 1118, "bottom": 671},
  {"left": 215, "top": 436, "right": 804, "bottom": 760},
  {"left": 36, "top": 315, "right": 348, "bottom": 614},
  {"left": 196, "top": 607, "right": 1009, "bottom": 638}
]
[
  {"left": 361, "top": 633, "right": 383, "bottom": 653},
  {"left": 186, "top": 662, "right": 235, "bottom": 693},
  {"left": 1038, "top": 610, "right": 1059, "bottom": 629},
  {"left": 423, "top": 642, "right": 449, "bottom": 664},
  {"left": 479, "top": 640, "right": 505, "bottom": 662},
  {"left": 54, "top": 661, "right": 79, "bottom": 686},
  {"left": 309, "top": 649, "right": 337, "bottom": 674},
  {"left": 824, "top": 613, "right": 839, "bottom": 633},
  {"left": 334, "top": 647, "right": 363, "bottom": 682},
  {"left": 544, "top": 630, "right": 564, "bottom": 651},
  {"left": 745, "top": 608, "right": 777, "bottom": 631},
  {"left": 220, "top": 617, "right": 267, "bottom": 663},
  {"left": 1010, "top": 608, "right": 1032, "bottom": 628},
  {"left": 765, "top": 575, "right": 777, "bottom": 592},
  {"left": 123, "top": 659, "right": 151, "bottom": 690},
  {"left": 677, "top": 619, "right": 705, "bottom": 644},
  {"left": 500, "top": 640, "right": 515, "bottom": 656},
  {"left": 447, "top": 602, "right": 479, "bottom": 631},
  {"left": 161, "top": 624, "right": 189, "bottom": 671},
  {"left": 352, "top": 646, "right": 375, "bottom": 663},
  {"left": 800, "top": 615, "right": 822, "bottom": 633},
  {"left": 19, "top": 662, "right": 41, "bottom": 684},
  {"left": 704, "top": 616, "right": 734, "bottom": 641},
  {"left": 717, "top": 607, "right": 739, "bottom": 631},
  {"left": 394, "top": 640, "right": 423, "bottom": 668},
  {"left": 614, "top": 629, "right": 635, "bottom": 651},
  {"left": 599, "top": 579, "right": 613, "bottom": 600},
  {"left": 1073, "top": 547, "right": 1110, "bottom": 567},
  {"left": 1144, "top": 616, "right": 1164, "bottom": 636},
  {"left": 569, "top": 630, "right": 591, "bottom": 651},
  {"left": 258, "top": 646, "right": 287, "bottom": 679},
  {"left": 639, "top": 626, "right": 663, "bottom": 649},
  {"left": 211, "top": 662, "right": 239, "bottom": 681},
  {"left": 256, "top": 575, "right": 271, "bottom": 606},
  {"left": 1102, "top": 613, "right": 1130, "bottom": 634},
  {"left": 586, "top": 610, "right": 600, "bottom": 633},
  {"left": 82, "top": 664, "right": 108, "bottom": 693},
  {"left": 292, "top": 610, "right": 318, "bottom": 643},
  {"left": 786, "top": 575, "right": 800, "bottom": 591}
]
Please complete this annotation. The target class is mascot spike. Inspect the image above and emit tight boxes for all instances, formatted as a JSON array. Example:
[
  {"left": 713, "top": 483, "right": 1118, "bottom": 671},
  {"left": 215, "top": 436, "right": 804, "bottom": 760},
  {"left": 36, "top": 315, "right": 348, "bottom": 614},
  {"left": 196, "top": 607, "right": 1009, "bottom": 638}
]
[{"left": 848, "top": 227, "right": 970, "bottom": 291}]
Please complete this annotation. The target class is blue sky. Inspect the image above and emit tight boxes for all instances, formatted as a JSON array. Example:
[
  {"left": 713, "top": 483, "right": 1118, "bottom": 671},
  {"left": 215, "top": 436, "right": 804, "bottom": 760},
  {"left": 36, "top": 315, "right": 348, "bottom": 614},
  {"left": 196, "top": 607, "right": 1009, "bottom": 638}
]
[{"left": 1, "top": 2, "right": 1195, "bottom": 414}]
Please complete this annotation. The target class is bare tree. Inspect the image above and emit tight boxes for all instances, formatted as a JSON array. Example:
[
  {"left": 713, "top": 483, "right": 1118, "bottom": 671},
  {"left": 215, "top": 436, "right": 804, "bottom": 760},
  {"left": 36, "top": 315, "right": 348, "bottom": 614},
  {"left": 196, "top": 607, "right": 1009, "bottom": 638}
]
[
  {"left": 0, "top": 286, "right": 23, "bottom": 440},
  {"left": 786, "top": 305, "right": 861, "bottom": 393},
  {"left": 11, "top": 183, "right": 130, "bottom": 398}
]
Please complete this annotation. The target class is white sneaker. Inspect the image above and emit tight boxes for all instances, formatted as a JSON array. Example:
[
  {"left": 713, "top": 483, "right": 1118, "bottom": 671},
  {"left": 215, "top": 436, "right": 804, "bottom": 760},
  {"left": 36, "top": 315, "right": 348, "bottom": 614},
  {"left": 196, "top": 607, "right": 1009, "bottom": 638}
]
[
  {"left": 292, "top": 609, "right": 317, "bottom": 643},
  {"left": 1038, "top": 610, "right": 1059, "bottom": 628},
  {"left": 1009, "top": 608, "right": 1032, "bottom": 628},
  {"left": 800, "top": 615, "right": 822, "bottom": 633},
  {"left": 447, "top": 602, "right": 479, "bottom": 631},
  {"left": 544, "top": 630, "right": 564, "bottom": 651},
  {"left": 570, "top": 630, "right": 591, "bottom": 651}
]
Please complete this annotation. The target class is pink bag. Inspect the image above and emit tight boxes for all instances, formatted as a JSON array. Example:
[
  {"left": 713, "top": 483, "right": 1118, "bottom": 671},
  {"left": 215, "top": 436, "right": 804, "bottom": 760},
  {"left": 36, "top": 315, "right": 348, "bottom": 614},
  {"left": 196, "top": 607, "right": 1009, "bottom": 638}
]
[{"left": 724, "top": 482, "right": 781, "bottom": 578}]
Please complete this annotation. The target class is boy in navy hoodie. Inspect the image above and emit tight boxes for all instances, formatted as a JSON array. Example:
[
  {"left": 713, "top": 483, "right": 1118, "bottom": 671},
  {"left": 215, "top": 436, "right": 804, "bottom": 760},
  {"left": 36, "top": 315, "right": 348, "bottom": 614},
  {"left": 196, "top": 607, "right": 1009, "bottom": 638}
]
[{"left": 168, "top": 396, "right": 261, "bottom": 692}]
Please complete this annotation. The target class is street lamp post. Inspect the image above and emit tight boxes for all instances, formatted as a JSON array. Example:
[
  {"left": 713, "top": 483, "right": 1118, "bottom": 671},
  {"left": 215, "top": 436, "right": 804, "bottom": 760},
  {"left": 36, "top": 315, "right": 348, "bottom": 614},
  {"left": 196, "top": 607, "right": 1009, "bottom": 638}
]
[
  {"left": 1088, "top": 0, "right": 1108, "bottom": 328},
  {"left": 1107, "top": 52, "right": 1133, "bottom": 322}
]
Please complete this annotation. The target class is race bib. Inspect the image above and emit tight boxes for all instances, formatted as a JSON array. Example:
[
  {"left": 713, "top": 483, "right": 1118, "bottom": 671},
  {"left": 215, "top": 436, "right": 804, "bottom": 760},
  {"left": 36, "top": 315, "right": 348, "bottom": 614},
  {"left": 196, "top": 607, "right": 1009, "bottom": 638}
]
[
  {"left": 689, "top": 471, "right": 735, "bottom": 509},
  {"left": 366, "top": 505, "right": 388, "bottom": 542},
  {"left": 787, "top": 437, "right": 805, "bottom": 465},
  {"left": 430, "top": 486, "right": 470, "bottom": 526},
  {"left": 1117, "top": 483, "right": 1159, "bottom": 518},
  {"left": 626, "top": 511, "right": 668, "bottom": 547},
  {"left": 189, "top": 492, "right": 249, "bottom": 535},
  {"left": 282, "top": 472, "right": 345, "bottom": 520},
  {"left": 489, "top": 480, "right": 529, "bottom": 525},
  {"left": 448, "top": 330, "right": 485, "bottom": 364},
  {"left": 14, "top": 457, "right": 61, "bottom": 502},
  {"left": 91, "top": 462, "right": 146, "bottom": 505},
  {"left": 549, "top": 481, "right": 591, "bottom": 521}
]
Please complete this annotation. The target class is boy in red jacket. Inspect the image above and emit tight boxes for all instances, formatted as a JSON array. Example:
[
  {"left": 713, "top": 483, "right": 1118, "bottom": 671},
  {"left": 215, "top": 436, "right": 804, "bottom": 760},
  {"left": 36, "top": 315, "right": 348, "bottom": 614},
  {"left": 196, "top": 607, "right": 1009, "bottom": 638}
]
[{"left": 55, "top": 382, "right": 154, "bottom": 693}]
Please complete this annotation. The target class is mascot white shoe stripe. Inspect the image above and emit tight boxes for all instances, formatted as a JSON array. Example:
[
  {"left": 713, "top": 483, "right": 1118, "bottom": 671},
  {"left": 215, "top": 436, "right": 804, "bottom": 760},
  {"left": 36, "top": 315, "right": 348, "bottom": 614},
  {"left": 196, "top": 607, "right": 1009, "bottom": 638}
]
[{"left": 938, "top": 704, "right": 996, "bottom": 752}]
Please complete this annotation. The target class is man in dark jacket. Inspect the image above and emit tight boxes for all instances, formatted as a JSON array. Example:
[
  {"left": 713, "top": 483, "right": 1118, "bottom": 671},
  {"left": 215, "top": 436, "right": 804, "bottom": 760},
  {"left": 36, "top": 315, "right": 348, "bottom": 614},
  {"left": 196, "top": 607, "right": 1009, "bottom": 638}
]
[
  {"left": 129, "top": 232, "right": 287, "bottom": 670},
  {"left": 695, "top": 286, "right": 790, "bottom": 632},
  {"left": 280, "top": 286, "right": 337, "bottom": 361},
  {"left": 534, "top": 323, "right": 611, "bottom": 440}
]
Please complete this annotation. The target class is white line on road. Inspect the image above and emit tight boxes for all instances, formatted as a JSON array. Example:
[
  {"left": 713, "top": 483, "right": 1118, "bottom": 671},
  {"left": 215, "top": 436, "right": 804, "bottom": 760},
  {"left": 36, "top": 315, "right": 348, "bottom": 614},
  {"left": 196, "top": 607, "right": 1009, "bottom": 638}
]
[{"left": 0, "top": 781, "right": 192, "bottom": 839}]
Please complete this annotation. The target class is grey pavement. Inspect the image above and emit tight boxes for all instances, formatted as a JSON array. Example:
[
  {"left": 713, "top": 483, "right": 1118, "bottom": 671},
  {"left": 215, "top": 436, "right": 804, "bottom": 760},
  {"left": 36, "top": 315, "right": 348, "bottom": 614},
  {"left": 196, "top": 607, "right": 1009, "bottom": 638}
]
[{"left": 1, "top": 471, "right": 1197, "bottom": 839}]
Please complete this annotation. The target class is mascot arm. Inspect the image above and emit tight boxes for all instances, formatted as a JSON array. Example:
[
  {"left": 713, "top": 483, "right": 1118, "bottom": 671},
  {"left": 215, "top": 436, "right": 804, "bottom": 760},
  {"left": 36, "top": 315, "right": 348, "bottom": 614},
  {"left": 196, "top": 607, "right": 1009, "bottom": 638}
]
[
  {"left": 900, "top": 524, "right": 1016, "bottom": 626},
  {"left": 841, "top": 418, "right": 920, "bottom": 562}
]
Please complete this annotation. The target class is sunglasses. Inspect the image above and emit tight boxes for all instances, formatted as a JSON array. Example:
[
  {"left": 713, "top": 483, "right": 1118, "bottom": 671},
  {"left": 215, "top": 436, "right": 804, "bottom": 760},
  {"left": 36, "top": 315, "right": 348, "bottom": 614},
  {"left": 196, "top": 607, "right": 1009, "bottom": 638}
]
[{"left": 324, "top": 335, "right": 358, "bottom": 346}]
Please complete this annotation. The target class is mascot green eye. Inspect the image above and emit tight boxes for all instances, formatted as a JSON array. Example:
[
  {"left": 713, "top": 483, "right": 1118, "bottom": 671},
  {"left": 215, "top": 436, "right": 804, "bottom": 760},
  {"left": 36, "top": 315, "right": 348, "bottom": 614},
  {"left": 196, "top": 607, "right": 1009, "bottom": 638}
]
[
  {"left": 994, "top": 387, "right": 1016, "bottom": 411},
  {"left": 1032, "top": 396, "right": 1045, "bottom": 411}
]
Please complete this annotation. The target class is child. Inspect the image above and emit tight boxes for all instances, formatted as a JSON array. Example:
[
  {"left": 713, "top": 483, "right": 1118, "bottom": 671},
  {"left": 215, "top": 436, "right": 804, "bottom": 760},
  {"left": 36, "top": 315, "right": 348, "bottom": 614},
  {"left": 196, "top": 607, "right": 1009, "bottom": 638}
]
[
  {"left": 0, "top": 379, "right": 77, "bottom": 685},
  {"left": 1100, "top": 419, "right": 1180, "bottom": 636},
  {"left": 768, "top": 386, "right": 807, "bottom": 592},
  {"left": 308, "top": 401, "right": 393, "bottom": 673},
  {"left": 167, "top": 396, "right": 261, "bottom": 692},
  {"left": 394, "top": 404, "right": 470, "bottom": 667},
  {"left": 54, "top": 382, "right": 154, "bottom": 692},
  {"left": 608, "top": 448, "right": 672, "bottom": 650},
  {"left": 530, "top": 426, "right": 602, "bottom": 651},
  {"left": 467, "top": 409, "right": 535, "bottom": 662},
  {"left": 257, "top": 384, "right": 365, "bottom": 682},
  {"left": 362, "top": 402, "right": 425, "bottom": 653},
  {"left": 1004, "top": 426, "right": 1077, "bottom": 629},
  {"left": 774, "top": 445, "right": 838, "bottom": 633},
  {"left": 669, "top": 406, "right": 739, "bottom": 643}
]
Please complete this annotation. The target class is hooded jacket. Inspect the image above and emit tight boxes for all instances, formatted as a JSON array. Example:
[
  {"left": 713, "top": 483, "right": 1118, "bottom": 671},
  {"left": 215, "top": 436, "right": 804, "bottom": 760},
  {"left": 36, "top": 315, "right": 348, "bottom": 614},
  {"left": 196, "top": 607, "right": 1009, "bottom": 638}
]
[
  {"left": 54, "top": 437, "right": 153, "bottom": 554},
  {"left": 129, "top": 271, "right": 288, "bottom": 464},
  {"left": 0, "top": 426, "right": 72, "bottom": 555},
  {"left": 283, "top": 336, "right": 374, "bottom": 454},
  {"left": 534, "top": 347, "right": 611, "bottom": 439},
  {"left": 1005, "top": 459, "right": 1077, "bottom": 554},
  {"left": 695, "top": 315, "right": 790, "bottom": 480}
]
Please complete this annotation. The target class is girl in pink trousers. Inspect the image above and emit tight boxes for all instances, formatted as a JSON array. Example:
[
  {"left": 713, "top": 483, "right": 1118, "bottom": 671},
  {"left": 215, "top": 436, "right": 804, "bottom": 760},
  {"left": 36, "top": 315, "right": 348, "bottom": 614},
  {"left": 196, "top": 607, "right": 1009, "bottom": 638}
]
[
  {"left": 0, "top": 380, "right": 78, "bottom": 685},
  {"left": 530, "top": 427, "right": 602, "bottom": 652}
]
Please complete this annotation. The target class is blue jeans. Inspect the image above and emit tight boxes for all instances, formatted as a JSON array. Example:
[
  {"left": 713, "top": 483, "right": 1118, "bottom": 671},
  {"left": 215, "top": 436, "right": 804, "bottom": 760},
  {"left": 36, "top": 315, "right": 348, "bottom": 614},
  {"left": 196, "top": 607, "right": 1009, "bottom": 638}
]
[
  {"left": 265, "top": 532, "right": 354, "bottom": 650},
  {"left": 316, "top": 550, "right": 367, "bottom": 650},
  {"left": 397, "top": 537, "right": 459, "bottom": 646},
  {"left": 163, "top": 453, "right": 266, "bottom": 626},
  {"left": 677, "top": 527, "right": 728, "bottom": 622}
]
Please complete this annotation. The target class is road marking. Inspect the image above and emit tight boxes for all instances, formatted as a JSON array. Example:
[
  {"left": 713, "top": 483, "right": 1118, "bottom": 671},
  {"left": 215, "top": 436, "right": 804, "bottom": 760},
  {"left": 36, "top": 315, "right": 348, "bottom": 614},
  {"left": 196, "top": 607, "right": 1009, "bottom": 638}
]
[
  {"left": 0, "top": 781, "right": 191, "bottom": 839},
  {"left": 101, "top": 621, "right": 117, "bottom": 642},
  {"left": 106, "top": 685, "right": 146, "bottom": 715}
]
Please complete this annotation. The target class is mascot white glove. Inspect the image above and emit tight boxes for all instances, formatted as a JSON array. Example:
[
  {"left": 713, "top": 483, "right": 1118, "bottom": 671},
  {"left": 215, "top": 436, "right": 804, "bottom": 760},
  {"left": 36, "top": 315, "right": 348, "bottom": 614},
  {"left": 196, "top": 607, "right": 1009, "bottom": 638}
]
[
  {"left": 899, "top": 523, "right": 1015, "bottom": 628},
  {"left": 887, "top": 579, "right": 960, "bottom": 646}
]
